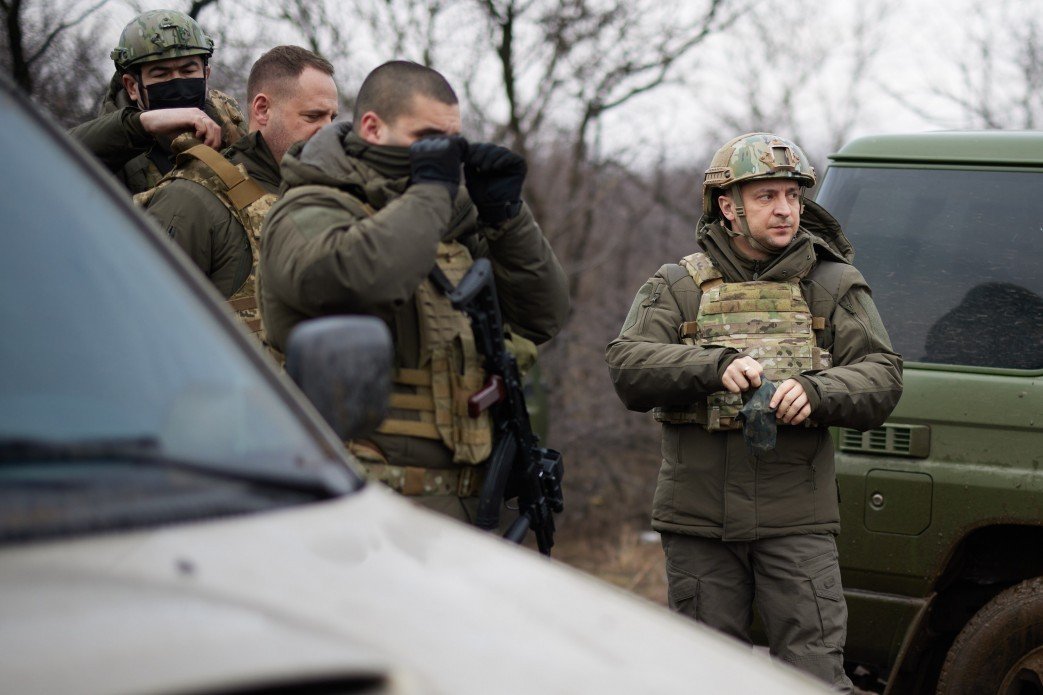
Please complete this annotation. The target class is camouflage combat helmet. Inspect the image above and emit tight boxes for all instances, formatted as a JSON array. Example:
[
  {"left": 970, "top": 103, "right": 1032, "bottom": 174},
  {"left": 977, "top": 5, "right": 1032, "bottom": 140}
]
[
  {"left": 110, "top": 9, "right": 214, "bottom": 72},
  {"left": 702, "top": 132, "right": 816, "bottom": 217}
]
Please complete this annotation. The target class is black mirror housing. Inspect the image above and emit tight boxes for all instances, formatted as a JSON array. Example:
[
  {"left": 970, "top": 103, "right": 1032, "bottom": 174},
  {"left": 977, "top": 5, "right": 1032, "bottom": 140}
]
[{"left": 285, "top": 316, "right": 392, "bottom": 441}]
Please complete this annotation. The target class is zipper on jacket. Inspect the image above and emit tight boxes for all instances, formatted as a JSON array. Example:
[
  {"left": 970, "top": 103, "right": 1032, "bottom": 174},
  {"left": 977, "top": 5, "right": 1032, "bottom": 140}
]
[
  {"left": 635, "top": 280, "right": 665, "bottom": 334},
  {"left": 840, "top": 300, "right": 873, "bottom": 352},
  {"left": 809, "top": 462, "right": 817, "bottom": 490}
]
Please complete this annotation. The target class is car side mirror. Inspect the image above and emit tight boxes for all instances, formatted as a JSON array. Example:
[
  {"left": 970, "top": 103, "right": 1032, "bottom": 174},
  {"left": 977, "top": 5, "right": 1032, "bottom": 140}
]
[{"left": 285, "top": 316, "right": 392, "bottom": 440}]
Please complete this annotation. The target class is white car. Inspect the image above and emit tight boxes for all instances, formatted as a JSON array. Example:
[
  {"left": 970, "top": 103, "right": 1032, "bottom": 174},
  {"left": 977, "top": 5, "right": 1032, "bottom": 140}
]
[{"left": 0, "top": 75, "right": 826, "bottom": 695}]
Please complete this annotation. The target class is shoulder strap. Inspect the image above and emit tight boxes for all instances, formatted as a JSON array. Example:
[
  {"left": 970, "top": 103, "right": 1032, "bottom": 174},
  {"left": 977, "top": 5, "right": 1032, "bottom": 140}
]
[
  {"left": 802, "top": 259, "right": 850, "bottom": 333},
  {"left": 659, "top": 261, "right": 704, "bottom": 342},
  {"left": 679, "top": 251, "right": 724, "bottom": 291},
  {"left": 178, "top": 144, "right": 266, "bottom": 210}
]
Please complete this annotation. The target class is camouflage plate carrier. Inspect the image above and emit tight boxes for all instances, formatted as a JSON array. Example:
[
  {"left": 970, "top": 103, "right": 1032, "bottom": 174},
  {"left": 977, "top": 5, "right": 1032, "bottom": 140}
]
[
  {"left": 375, "top": 240, "right": 493, "bottom": 465},
  {"left": 135, "top": 134, "right": 276, "bottom": 333},
  {"left": 653, "top": 251, "right": 831, "bottom": 431}
]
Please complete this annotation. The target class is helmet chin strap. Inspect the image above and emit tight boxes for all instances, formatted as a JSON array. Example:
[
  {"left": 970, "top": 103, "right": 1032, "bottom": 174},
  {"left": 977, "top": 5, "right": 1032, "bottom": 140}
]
[{"left": 728, "top": 183, "right": 779, "bottom": 255}]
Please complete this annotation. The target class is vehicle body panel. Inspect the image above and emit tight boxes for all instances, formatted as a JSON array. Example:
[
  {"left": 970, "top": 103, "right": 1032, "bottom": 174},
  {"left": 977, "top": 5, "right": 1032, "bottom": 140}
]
[
  {"left": 1, "top": 485, "right": 824, "bottom": 694},
  {"left": 815, "top": 131, "right": 1043, "bottom": 689}
]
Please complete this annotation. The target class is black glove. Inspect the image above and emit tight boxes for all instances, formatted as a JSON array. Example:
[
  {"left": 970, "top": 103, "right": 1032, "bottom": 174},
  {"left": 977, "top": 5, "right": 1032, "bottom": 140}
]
[
  {"left": 464, "top": 142, "right": 527, "bottom": 225},
  {"left": 409, "top": 135, "right": 468, "bottom": 199}
]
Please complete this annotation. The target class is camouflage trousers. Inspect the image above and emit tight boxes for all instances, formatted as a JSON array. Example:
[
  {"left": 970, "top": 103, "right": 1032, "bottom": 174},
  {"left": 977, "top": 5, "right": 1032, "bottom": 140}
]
[{"left": 661, "top": 532, "right": 854, "bottom": 693}]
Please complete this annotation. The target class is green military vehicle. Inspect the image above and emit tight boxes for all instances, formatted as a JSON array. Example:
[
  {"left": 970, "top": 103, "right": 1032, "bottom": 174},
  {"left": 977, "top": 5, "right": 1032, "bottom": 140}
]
[{"left": 814, "top": 132, "right": 1043, "bottom": 694}]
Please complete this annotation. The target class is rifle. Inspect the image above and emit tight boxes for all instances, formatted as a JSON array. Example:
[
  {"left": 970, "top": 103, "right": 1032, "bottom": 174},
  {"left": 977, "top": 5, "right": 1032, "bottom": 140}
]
[{"left": 430, "top": 258, "right": 564, "bottom": 556}]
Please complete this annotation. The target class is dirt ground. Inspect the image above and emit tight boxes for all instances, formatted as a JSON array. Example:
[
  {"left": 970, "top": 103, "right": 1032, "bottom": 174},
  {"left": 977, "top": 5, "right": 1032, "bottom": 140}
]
[{"left": 553, "top": 523, "right": 668, "bottom": 607}]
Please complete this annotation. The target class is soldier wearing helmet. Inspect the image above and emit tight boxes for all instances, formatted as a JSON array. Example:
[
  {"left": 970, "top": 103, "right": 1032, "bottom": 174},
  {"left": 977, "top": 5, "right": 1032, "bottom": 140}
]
[
  {"left": 69, "top": 9, "right": 247, "bottom": 193},
  {"left": 606, "top": 133, "right": 903, "bottom": 691}
]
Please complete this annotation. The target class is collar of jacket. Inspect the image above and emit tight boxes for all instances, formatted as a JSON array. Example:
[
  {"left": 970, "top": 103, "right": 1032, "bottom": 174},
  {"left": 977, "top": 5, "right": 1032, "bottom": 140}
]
[
  {"left": 283, "top": 122, "right": 404, "bottom": 208},
  {"left": 284, "top": 122, "right": 477, "bottom": 241},
  {"left": 342, "top": 129, "right": 412, "bottom": 181},
  {"left": 226, "top": 131, "right": 281, "bottom": 194},
  {"left": 698, "top": 220, "right": 817, "bottom": 283}
]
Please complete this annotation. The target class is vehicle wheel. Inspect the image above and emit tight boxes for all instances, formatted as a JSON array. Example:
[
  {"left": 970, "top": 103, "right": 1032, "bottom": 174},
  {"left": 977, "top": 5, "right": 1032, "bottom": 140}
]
[{"left": 936, "top": 576, "right": 1043, "bottom": 695}]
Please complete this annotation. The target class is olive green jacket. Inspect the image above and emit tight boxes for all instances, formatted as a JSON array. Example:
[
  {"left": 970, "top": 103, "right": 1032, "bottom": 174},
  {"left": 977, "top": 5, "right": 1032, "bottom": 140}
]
[
  {"left": 260, "top": 122, "right": 570, "bottom": 468},
  {"left": 606, "top": 202, "right": 903, "bottom": 540},
  {"left": 68, "top": 73, "right": 245, "bottom": 194},
  {"left": 143, "top": 131, "right": 281, "bottom": 298}
]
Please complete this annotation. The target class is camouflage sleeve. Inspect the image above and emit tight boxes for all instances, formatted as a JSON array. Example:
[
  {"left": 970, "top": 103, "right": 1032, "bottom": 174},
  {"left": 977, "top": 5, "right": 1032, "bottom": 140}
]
[
  {"left": 795, "top": 268, "right": 904, "bottom": 430},
  {"left": 68, "top": 108, "right": 152, "bottom": 173},
  {"left": 468, "top": 203, "right": 570, "bottom": 345},
  {"left": 204, "top": 90, "right": 248, "bottom": 149},
  {"left": 144, "top": 179, "right": 250, "bottom": 298},
  {"left": 261, "top": 182, "right": 451, "bottom": 320},
  {"left": 605, "top": 266, "right": 740, "bottom": 413}
]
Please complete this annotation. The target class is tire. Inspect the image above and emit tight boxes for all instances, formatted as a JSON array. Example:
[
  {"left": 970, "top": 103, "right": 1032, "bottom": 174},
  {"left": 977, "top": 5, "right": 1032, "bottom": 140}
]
[{"left": 936, "top": 576, "right": 1043, "bottom": 695}]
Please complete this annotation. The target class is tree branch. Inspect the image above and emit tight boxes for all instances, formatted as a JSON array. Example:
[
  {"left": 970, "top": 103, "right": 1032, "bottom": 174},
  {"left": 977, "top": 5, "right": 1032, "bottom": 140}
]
[{"left": 26, "top": 0, "right": 106, "bottom": 67}]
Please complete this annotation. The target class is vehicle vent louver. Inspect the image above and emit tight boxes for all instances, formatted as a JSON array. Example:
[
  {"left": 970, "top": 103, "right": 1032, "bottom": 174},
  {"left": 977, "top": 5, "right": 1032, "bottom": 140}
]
[{"left": 838, "top": 424, "right": 930, "bottom": 458}]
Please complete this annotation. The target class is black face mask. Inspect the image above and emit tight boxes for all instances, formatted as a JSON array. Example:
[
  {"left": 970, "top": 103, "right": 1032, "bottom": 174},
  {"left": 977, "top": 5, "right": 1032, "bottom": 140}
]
[{"left": 143, "top": 77, "right": 207, "bottom": 110}]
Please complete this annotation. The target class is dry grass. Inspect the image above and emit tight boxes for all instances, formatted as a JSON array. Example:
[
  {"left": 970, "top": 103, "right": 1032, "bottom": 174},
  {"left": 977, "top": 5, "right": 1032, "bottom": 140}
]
[{"left": 554, "top": 524, "right": 668, "bottom": 606}]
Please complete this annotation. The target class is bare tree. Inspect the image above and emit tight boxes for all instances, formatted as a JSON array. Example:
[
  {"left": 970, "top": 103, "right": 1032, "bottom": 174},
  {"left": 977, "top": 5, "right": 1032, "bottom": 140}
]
[
  {"left": 1, "top": 0, "right": 105, "bottom": 95},
  {"left": 187, "top": 0, "right": 219, "bottom": 20},
  {"left": 910, "top": 0, "right": 1043, "bottom": 129},
  {"left": 702, "top": 0, "right": 896, "bottom": 166},
  {"left": 261, "top": 0, "right": 748, "bottom": 290},
  {"left": 471, "top": 0, "right": 748, "bottom": 297}
]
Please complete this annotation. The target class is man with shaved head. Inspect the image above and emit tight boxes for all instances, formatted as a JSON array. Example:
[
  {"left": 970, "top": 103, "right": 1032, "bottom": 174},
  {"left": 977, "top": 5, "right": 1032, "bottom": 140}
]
[
  {"left": 350, "top": 60, "right": 459, "bottom": 132},
  {"left": 259, "top": 60, "right": 569, "bottom": 525},
  {"left": 139, "top": 45, "right": 338, "bottom": 333}
]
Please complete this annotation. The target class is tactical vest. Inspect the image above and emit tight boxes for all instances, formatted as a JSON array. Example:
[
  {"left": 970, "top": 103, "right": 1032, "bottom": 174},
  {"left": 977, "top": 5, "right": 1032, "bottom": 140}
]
[
  {"left": 654, "top": 252, "right": 832, "bottom": 431},
  {"left": 375, "top": 241, "right": 493, "bottom": 465},
  {"left": 135, "top": 140, "right": 276, "bottom": 334},
  {"left": 268, "top": 184, "right": 532, "bottom": 465}
]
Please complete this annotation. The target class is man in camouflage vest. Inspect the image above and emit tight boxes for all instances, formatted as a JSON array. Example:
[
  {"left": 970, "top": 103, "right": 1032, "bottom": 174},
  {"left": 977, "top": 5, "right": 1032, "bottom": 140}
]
[
  {"left": 69, "top": 9, "right": 246, "bottom": 194},
  {"left": 606, "top": 133, "right": 903, "bottom": 691},
  {"left": 138, "top": 46, "right": 338, "bottom": 333},
  {"left": 259, "top": 61, "right": 569, "bottom": 524}
]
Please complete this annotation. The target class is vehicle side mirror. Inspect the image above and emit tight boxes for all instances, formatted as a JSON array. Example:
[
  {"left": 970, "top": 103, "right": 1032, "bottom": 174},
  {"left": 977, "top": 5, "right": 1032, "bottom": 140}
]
[{"left": 285, "top": 316, "right": 392, "bottom": 440}]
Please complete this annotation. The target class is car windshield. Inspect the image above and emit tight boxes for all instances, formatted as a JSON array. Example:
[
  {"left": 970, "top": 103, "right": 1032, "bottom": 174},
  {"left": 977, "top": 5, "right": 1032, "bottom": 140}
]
[
  {"left": 0, "top": 84, "right": 359, "bottom": 541},
  {"left": 817, "top": 166, "right": 1043, "bottom": 370}
]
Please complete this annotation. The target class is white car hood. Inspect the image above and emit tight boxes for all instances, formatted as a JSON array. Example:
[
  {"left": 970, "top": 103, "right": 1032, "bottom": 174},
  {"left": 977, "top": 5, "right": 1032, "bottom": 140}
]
[{"left": 0, "top": 485, "right": 825, "bottom": 694}]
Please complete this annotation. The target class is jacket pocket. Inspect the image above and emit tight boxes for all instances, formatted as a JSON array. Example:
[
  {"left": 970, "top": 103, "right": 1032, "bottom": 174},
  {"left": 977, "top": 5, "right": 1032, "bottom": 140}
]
[
  {"left": 636, "top": 279, "right": 666, "bottom": 334},
  {"left": 621, "top": 278, "right": 666, "bottom": 335},
  {"left": 755, "top": 428, "right": 825, "bottom": 528}
]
